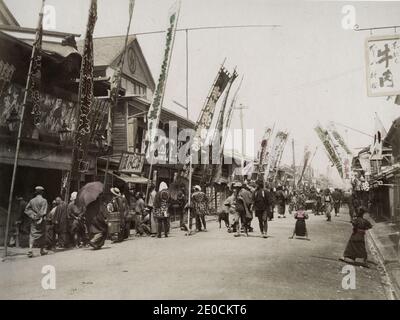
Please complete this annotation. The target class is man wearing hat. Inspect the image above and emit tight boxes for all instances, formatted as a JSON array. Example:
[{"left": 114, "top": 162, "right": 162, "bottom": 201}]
[
  {"left": 24, "top": 186, "right": 48, "bottom": 257},
  {"left": 224, "top": 182, "right": 249, "bottom": 237},
  {"left": 110, "top": 187, "right": 130, "bottom": 241},
  {"left": 191, "top": 185, "right": 208, "bottom": 232}
]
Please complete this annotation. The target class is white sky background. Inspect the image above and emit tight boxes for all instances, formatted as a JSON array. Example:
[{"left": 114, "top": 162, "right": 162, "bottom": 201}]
[{"left": 6, "top": 0, "right": 400, "bottom": 185}]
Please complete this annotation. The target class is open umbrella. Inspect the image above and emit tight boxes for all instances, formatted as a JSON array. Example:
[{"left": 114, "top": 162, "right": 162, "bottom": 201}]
[{"left": 76, "top": 181, "right": 104, "bottom": 207}]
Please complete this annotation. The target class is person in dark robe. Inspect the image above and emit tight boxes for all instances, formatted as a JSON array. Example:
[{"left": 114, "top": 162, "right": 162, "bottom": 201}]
[
  {"left": 24, "top": 186, "right": 48, "bottom": 257},
  {"left": 86, "top": 195, "right": 108, "bottom": 250},
  {"left": 53, "top": 198, "right": 69, "bottom": 248},
  {"left": 15, "top": 195, "right": 29, "bottom": 247},
  {"left": 332, "top": 188, "right": 342, "bottom": 217},
  {"left": 110, "top": 187, "right": 130, "bottom": 242},
  {"left": 342, "top": 207, "right": 372, "bottom": 265},
  {"left": 252, "top": 180, "right": 269, "bottom": 238},
  {"left": 289, "top": 195, "right": 310, "bottom": 240},
  {"left": 276, "top": 186, "right": 287, "bottom": 218},
  {"left": 67, "top": 192, "right": 85, "bottom": 248},
  {"left": 45, "top": 200, "right": 57, "bottom": 250}
]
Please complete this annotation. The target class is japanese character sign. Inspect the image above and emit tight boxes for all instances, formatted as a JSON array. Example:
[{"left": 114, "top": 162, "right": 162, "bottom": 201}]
[{"left": 366, "top": 35, "right": 400, "bottom": 96}]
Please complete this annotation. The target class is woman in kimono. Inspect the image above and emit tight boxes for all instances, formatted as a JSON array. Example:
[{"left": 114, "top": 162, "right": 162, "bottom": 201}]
[
  {"left": 289, "top": 195, "right": 310, "bottom": 240},
  {"left": 341, "top": 207, "right": 372, "bottom": 265},
  {"left": 153, "top": 182, "right": 170, "bottom": 238}
]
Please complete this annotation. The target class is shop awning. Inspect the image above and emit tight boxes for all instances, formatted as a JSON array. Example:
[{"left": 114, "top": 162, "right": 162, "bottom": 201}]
[{"left": 99, "top": 169, "right": 148, "bottom": 185}]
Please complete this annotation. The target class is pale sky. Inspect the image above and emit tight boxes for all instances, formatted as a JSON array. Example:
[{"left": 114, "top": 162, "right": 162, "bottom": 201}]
[{"left": 5, "top": 0, "right": 400, "bottom": 184}]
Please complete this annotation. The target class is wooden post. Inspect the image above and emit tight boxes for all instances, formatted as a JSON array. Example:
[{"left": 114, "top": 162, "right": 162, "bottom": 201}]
[{"left": 3, "top": 0, "right": 45, "bottom": 258}]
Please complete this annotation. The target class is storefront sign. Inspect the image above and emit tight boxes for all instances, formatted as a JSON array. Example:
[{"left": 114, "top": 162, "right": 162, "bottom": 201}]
[
  {"left": 366, "top": 35, "right": 400, "bottom": 96},
  {"left": 118, "top": 152, "right": 145, "bottom": 174}
]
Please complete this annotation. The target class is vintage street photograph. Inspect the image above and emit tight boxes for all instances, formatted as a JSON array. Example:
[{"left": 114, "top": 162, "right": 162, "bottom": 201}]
[{"left": 0, "top": 0, "right": 400, "bottom": 301}]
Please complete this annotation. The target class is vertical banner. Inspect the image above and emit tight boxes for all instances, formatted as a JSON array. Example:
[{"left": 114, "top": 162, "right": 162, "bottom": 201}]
[
  {"left": 265, "top": 131, "right": 288, "bottom": 181},
  {"left": 191, "top": 66, "right": 231, "bottom": 153},
  {"left": 73, "top": 0, "right": 97, "bottom": 176},
  {"left": 314, "top": 124, "right": 343, "bottom": 178},
  {"left": 146, "top": 0, "right": 181, "bottom": 160},
  {"left": 28, "top": 1, "right": 44, "bottom": 126},
  {"left": 181, "top": 65, "right": 231, "bottom": 179},
  {"left": 259, "top": 127, "right": 272, "bottom": 168}
]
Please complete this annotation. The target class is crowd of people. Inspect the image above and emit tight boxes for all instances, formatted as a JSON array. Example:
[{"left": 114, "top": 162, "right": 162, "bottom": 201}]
[{"left": 10, "top": 180, "right": 372, "bottom": 266}]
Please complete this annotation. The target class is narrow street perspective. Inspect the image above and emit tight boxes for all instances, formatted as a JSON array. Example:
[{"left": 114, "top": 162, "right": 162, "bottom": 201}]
[
  {"left": 0, "top": 208, "right": 389, "bottom": 299},
  {"left": 1, "top": 0, "right": 400, "bottom": 302}
]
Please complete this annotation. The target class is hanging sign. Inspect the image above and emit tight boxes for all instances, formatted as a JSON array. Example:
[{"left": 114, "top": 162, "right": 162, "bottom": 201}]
[{"left": 366, "top": 34, "right": 400, "bottom": 97}]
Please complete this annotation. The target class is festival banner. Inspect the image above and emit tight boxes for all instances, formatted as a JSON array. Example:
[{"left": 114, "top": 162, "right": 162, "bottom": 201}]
[
  {"left": 314, "top": 124, "right": 343, "bottom": 178},
  {"left": 259, "top": 127, "right": 272, "bottom": 166},
  {"left": 328, "top": 122, "right": 352, "bottom": 156},
  {"left": 298, "top": 146, "right": 311, "bottom": 184},
  {"left": 265, "top": 131, "right": 288, "bottom": 181},
  {"left": 146, "top": 0, "right": 181, "bottom": 158},
  {"left": 74, "top": 0, "right": 97, "bottom": 173},
  {"left": 26, "top": 0, "right": 44, "bottom": 128},
  {"left": 191, "top": 66, "right": 231, "bottom": 153}
]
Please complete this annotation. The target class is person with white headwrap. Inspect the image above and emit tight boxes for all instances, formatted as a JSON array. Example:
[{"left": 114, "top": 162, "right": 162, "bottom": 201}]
[
  {"left": 191, "top": 185, "right": 208, "bottom": 232},
  {"left": 67, "top": 191, "right": 85, "bottom": 248}
]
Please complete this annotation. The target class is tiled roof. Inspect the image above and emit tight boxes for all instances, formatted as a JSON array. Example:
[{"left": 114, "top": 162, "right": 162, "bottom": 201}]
[{"left": 77, "top": 35, "right": 136, "bottom": 66}]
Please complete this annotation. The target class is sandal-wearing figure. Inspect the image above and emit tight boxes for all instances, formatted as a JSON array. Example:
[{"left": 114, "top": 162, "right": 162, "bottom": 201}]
[
  {"left": 341, "top": 207, "right": 372, "bottom": 266},
  {"left": 289, "top": 195, "right": 310, "bottom": 240}
]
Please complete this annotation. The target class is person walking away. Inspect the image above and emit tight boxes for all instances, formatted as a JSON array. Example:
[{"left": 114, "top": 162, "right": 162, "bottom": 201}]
[
  {"left": 153, "top": 182, "right": 170, "bottom": 238},
  {"left": 147, "top": 184, "right": 157, "bottom": 235},
  {"left": 341, "top": 207, "right": 372, "bottom": 266},
  {"left": 15, "top": 195, "right": 29, "bottom": 247},
  {"left": 173, "top": 189, "right": 186, "bottom": 230},
  {"left": 45, "top": 199, "right": 57, "bottom": 250},
  {"left": 276, "top": 186, "right": 287, "bottom": 218},
  {"left": 289, "top": 195, "right": 310, "bottom": 240},
  {"left": 224, "top": 182, "right": 248, "bottom": 237},
  {"left": 191, "top": 185, "right": 208, "bottom": 232},
  {"left": 110, "top": 187, "right": 130, "bottom": 241},
  {"left": 322, "top": 188, "right": 333, "bottom": 221},
  {"left": 24, "top": 186, "right": 48, "bottom": 257},
  {"left": 53, "top": 197, "right": 69, "bottom": 248},
  {"left": 332, "top": 188, "right": 342, "bottom": 217},
  {"left": 239, "top": 182, "right": 254, "bottom": 232},
  {"left": 134, "top": 192, "right": 145, "bottom": 236},
  {"left": 252, "top": 180, "right": 269, "bottom": 238},
  {"left": 67, "top": 191, "right": 85, "bottom": 248},
  {"left": 86, "top": 195, "right": 108, "bottom": 250}
]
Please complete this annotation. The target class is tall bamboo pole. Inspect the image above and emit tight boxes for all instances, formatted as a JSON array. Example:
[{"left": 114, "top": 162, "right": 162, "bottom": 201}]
[{"left": 4, "top": 0, "right": 45, "bottom": 258}]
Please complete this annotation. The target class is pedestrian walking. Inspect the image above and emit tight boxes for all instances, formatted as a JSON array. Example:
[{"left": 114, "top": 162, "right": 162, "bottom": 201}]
[
  {"left": 252, "top": 180, "right": 269, "bottom": 238},
  {"left": 341, "top": 207, "right": 372, "bottom": 266},
  {"left": 289, "top": 196, "right": 310, "bottom": 240},
  {"left": 53, "top": 197, "right": 69, "bottom": 248},
  {"left": 322, "top": 188, "right": 333, "bottom": 221},
  {"left": 15, "top": 195, "right": 29, "bottom": 247},
  {"left": 239, "top": 182, "right": 254, "bottom": 232},
  {"left": 86, "top": 195, "right": 108, "bottom": 250},
  {"left": 224, "top": 182, "right": 249, "bottom": 237},
  {"left": 45, "top": 199, "right": 57, "bottom": 250},
  {"left": 332, "top": 188, "right": 342, "bottom": 217},
  {"left": 276, "top": 185, "right": 287, "bottom": 218},
  {"left": 134, "top": 192, "right": 145, "bottom": 236},
  {"left": 110, "top": 187, "right": 130, "bottom": 242},
  {"left": 67, "top": 191, "right": 86, "bottom": 248},
  {"left": 24, "top": 186, "right": 48, "bottom": 257},
  {"left": 191, "top": 185, "right": 208, "bottom": 232},
  {"left": 153, "top": 182, "right": 170, "bottom": 238}
]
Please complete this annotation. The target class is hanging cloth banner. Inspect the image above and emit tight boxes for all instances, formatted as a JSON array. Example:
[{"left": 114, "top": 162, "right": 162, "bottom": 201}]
[
  {"left": 28, "top": 2, "right": 43, "bottom": 126},
  {"left": 191, "top": 66, "right": 231, "bottom": 153},
  {"left": 315, "top": 124, "right": 343, "bottom": 178},
  {"left": 328, "top": 122, "right": 352, "bottom": 156},
  {"left": 74, "top": 0, "right": 97, "bottom": 172},
  {"left": 265, "top": 130, "right": 288, "bottom": 181},
  {"left": 259, "top": 127, "right": 272, "bottom": 168},
  {"left": 298, "top": 146, "right": 311, "bottom": 185},
  {"left": 146, "top": 0, "right": 181, "bottom": 160}
]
